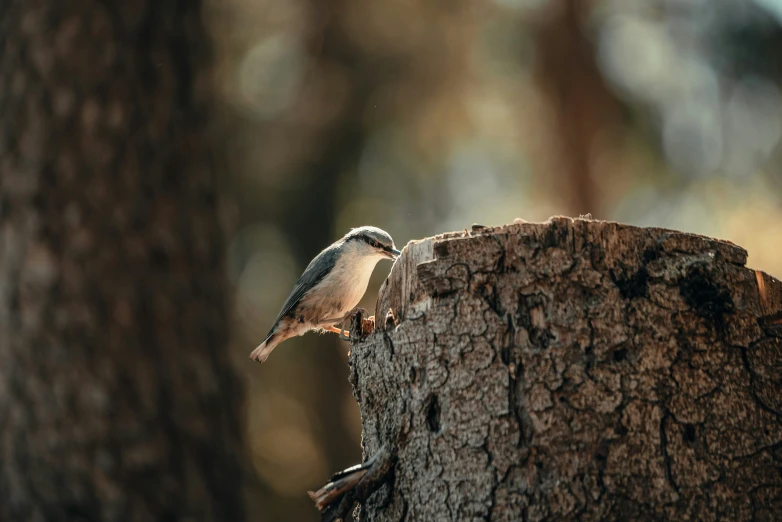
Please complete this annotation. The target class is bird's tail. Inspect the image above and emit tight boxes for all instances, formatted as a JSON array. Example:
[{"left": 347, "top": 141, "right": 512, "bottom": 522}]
[{"left": 249, "top": 332, "right": 279, "bottom": 363}]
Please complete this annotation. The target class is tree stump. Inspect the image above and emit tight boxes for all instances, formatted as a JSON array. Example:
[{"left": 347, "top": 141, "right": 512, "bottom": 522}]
[{"left": 348, "top": 217, "right": 782, "bottom": 521}]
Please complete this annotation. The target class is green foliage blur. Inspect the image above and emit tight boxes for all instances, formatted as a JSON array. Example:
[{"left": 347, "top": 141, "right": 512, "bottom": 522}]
[{"left": 206, "top": 0, "right": 782, "bottom": 519}]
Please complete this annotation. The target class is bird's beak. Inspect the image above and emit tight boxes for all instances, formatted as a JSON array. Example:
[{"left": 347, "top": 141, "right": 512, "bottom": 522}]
[{"left": 388, "top": 247, "right": 402, "bottom": 259}]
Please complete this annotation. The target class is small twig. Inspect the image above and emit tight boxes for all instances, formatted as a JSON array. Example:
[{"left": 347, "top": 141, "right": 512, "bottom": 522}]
[{"left": 309, "top": 445, "right": 394, "bottom": 522}]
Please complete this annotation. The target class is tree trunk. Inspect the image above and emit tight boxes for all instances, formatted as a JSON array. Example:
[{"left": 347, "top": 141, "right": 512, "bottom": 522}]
[
  {"left": 0, "top": 2, "right": 244, "bottom": 521},
  {"left": 349, "top": 217, "right": 782, "bottom": 521}
]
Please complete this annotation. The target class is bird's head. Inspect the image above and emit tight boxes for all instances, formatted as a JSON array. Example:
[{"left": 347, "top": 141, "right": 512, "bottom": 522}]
[{"left": 343, "top": 226, "right": 401, "bottom": 261}]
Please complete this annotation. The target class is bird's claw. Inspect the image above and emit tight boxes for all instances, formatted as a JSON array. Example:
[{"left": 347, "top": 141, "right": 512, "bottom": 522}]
[{"left": 339, "top": 325, "right": 351, "bottom": 341}]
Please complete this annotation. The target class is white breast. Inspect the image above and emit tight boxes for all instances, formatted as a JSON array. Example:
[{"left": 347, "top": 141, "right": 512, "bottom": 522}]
[{"left": 304, "top": 244, "right": 386, "bottom": 324}]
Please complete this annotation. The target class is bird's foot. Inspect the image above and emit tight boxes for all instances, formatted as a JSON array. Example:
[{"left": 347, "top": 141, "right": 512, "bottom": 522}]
[
  {"left": 325, "top": 325, "right": 350, "bottom": 337},
  {"left": 308, "top": 445, "right": 394, "bottom": 522},
  {"left": 339, "top": 324, "right": 351, "bottom": 341}
]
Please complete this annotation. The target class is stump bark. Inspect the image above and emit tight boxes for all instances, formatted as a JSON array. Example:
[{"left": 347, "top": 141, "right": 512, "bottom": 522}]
[{"left": 348, "top": 217, "right": 782, "bottom": 521}]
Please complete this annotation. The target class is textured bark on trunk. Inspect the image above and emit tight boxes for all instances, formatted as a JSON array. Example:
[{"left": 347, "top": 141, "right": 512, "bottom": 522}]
[
  {"left": 349, "top": 217, "right": 782, "bottom": 521},
  {"left": 0, "top": 1, "right": 244, "bottom": 521}
]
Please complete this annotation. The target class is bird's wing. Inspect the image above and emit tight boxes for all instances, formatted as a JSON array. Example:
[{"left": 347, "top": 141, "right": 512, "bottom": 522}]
[{"left": 261, "top": 245, "right": 341, "bottom": 342}]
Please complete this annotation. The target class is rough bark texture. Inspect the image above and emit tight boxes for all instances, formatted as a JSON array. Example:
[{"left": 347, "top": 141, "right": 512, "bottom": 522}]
[
  {"left": 349, "top": 217, "right": 782, "bottom": 521},
  {"left": 0, "top": 2, "right": 244, "bottom": 521}
]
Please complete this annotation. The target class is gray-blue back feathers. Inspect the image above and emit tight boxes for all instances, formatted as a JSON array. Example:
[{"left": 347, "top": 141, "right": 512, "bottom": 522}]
[{"left": 261, "top": 245, "right": 340, "bottom": 344}]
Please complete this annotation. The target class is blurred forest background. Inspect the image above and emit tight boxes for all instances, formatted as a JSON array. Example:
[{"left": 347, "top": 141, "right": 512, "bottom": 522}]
[
  {"left": 208, "top": 0, "right": 782, "bottom": 519},
  {"left": 1, "top": 0, "right": 781, "bottom": 521}
]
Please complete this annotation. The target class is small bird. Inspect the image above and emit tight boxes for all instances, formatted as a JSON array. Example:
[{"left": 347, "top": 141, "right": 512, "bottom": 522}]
[{"left": 250, "top": 226, "right": 401, "bottom": 363}]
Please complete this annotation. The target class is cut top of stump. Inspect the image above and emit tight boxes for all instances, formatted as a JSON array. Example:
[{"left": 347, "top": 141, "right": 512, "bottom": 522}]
[{"left": 373, "top": 216, "right": 780, "bottom": 335}]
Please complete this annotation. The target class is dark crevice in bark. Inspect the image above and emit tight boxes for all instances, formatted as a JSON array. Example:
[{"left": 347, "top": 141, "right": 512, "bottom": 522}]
[
  {"left": 679, "top": 264, "right": 735, "bottom": 332},
  {"left": 610, "top": 265, "right": 650, "bottom": 300},
  {"left": 740, "top": 344, "right": 782, "bottom": 417},
  {"left": 425, "top": 395, "right": 441, "bottom": 434},
  {"left": 659, "top": 412, "right": 680, "bottom": 494}
]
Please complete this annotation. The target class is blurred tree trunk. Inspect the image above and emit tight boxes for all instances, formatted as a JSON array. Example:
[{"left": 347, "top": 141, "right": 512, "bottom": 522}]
[
  {"left": 350, "top": 218, "right": 782, "bottom": 521},
  {"left": 535, "top": 0, "right": 620, "bottom": 217},
  {"left": 0, "top": 1, "right": 245, "bottom": 521}
]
